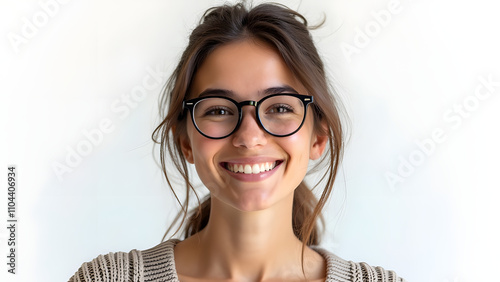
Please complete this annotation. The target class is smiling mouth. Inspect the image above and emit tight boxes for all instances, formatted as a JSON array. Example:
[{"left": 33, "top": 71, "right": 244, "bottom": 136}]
[{"left": 223, "top": 161, "right": 282, "bottom": 174}]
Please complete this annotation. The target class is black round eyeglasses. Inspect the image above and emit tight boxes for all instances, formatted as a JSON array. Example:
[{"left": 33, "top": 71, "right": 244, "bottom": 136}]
[{"left": 181, "top": 93, "right": 314, "bottom": 139}]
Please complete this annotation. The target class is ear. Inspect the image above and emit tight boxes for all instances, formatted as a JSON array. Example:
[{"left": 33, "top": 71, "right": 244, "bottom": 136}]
[
  {"left": 309, "top": 126, "right": 328, "bottom": 161},
  {"left": 176, "top": 126, "right": 194, "bottom": 164}
]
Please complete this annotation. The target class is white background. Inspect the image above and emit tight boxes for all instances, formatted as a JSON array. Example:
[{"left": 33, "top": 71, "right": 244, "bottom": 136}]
[{"left": 1, "top": 0, "right": 500, "bottom": 281}]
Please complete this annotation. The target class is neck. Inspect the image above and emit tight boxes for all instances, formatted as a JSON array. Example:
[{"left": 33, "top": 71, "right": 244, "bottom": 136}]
[
  {"left": 176, "top": 192, "right": 321, "bottom": 281},
  {"left": 202, "top": 193, "right": 301, "bottom": 261}
]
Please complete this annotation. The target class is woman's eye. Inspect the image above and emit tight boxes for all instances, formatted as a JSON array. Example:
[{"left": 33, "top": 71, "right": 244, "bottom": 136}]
[
  {"left": 205, "top": 107, "right": 233, "bottom": 116},
  {"left": 267, "top": 104, "right": 293, "bottom": 114}
]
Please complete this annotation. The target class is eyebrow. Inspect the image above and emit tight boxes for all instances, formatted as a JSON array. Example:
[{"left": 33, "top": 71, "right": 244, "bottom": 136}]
[
  {"left": 263, "top": 86, "right": 299, "bottom": 95},
  {"left": 197, "top": 88, "right": 235, "bottom": 98},
  {"left": 196, "top": 85, "right": 299, "bottom": 98}
]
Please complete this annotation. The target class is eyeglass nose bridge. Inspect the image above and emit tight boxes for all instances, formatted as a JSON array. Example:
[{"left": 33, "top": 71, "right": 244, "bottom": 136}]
[
  {"left": 233, "top": 100, "right": 263, "bottom": 131},
  {"left": 238, "top": 100, "right": 258, "bottom": 108}
]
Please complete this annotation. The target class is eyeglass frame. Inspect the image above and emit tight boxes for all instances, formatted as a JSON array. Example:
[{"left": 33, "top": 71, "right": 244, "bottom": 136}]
[{"left": 181, "top": 93, "right": 314, "bottom": 139}]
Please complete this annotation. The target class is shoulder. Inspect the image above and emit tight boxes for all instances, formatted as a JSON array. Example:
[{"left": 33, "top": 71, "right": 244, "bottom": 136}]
[
  {"left": 313, "top": 247, "right": 406, "bottom": 282},
  {"left": 68, "top": 249, "right": 143, "bottom": 282},
  {"left": 68, "top": 239, "right": 180, "bottom": 282}
]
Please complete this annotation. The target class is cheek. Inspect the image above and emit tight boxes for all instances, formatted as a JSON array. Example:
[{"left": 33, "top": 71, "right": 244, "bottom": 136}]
[
  {"left": 188, "top": 129, "right": 225, "bottom": 178},
  {"left": 287, "top": 119, "right": 316, "bottom": 163},
  {"left": 190, "top": 136, "right": 228, "bottom": 197},
  {"left": 191, "top": 136, "right": 216, "bottom": 165},
  {"left": 281, "top": 131, "right": 313, "bottom": 177}
]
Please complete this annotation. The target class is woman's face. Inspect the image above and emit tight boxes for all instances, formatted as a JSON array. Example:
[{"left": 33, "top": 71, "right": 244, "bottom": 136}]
[{"left": 180, "top": 39, "right": 327, "bottom": 212}]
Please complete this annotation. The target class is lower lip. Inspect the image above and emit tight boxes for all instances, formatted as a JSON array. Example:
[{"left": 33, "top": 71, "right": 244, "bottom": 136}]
[{"left": 221, "top": 162, "right": 283, "bottom": 182}]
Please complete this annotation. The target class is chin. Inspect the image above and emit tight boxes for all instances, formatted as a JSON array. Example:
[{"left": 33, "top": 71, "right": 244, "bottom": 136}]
[
  {"left": 231, "top": 194, "right": 274, "bottom": 212},
  {"left": 224, "top": 188, "right": 292, "bottom": 213}
]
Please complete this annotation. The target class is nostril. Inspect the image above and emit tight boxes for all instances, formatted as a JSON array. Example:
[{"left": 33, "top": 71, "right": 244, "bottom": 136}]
[{"left": 232, "top": 118, "right": 268, "bottom": 148}]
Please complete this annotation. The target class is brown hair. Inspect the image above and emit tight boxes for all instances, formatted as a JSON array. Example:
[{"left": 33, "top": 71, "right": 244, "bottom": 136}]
[{"left": 152, "top": 1, "right": 344, "bottom": 249}]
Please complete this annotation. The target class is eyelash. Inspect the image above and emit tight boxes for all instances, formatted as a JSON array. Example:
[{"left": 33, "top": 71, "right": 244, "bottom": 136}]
[
  {"left": 203, "top": 106, "right": 234, "bottom": 116},
  {"left": 266, "top": 104, "right": 294, "bottom": 114}
]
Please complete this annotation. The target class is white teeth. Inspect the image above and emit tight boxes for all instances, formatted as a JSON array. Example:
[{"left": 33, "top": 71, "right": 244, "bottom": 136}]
[
  {"left": 244, "top": 165, "right": 252, "bottom": 174},
  {"left": 229, "top": 164, "right": 243, "bottom": 173},
  {"left": 227, "top": 162, "right": 277, "bottom": 174},
  {"left": 252, "top": 164, "right": 260, "bottom": 174}
]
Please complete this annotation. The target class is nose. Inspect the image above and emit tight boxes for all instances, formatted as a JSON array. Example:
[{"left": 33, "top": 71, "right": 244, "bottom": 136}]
[{"left": 232, "top": 106, "right": 267, "bottom": 148}]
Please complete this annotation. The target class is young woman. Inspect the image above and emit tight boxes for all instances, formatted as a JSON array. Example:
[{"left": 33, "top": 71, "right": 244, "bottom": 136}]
[{"left": 70, "top": 2, "right": 404, "bottom": 281}]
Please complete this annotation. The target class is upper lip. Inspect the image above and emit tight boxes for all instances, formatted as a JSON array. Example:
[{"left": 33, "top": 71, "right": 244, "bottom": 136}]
[{"left": 220, "top": 157, "right": 283, "bottom": 165}]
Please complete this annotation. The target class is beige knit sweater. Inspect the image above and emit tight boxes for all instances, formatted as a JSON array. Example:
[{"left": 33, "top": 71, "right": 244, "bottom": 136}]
[{"left": 69, "top": 239, "right": 405, "bottom": 281}]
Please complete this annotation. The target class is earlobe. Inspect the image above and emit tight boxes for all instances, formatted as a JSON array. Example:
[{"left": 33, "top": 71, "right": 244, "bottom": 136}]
[
  {"left": 178, "top": 130, "right": 194, "bottom": 164},
  {"left": 310, "top": 132, "right": 328, "bottom": 161}
]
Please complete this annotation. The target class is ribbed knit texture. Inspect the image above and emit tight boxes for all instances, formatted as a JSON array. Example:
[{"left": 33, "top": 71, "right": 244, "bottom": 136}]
[{"left": 69, "top": 239, "right": 405, "bottom": 281}]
